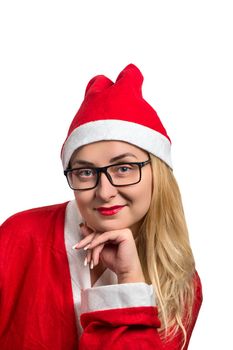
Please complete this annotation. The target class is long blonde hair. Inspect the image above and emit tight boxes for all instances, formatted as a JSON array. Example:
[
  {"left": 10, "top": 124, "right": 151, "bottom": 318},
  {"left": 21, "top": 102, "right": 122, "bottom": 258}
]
[{"left": 135, "top": 155, "right": 196, "bottom": 348}]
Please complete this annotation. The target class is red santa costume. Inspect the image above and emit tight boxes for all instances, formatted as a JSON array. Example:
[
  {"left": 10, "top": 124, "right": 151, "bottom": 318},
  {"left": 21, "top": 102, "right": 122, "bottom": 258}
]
[{"left": 0, "top": 64, "right": 202, "bottom": 350}]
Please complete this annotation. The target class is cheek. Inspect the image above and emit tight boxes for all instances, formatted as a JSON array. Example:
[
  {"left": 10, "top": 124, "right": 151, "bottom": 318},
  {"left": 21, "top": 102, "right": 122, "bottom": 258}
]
[
  {"left": 74, "top": 192, "right": 102, "bottom": 231},
  {"left": 127, "top": 178, "right": 152, "bottom": 212},
  {"left": 74, "top": 192, "right": 92, "bottom": 217}
]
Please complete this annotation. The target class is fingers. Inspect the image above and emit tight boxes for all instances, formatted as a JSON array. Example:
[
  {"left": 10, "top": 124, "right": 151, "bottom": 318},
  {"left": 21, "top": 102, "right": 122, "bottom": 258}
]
[
  {"left": 73, "top": 227, "right": 135, "bottom": 272},
  {"left": 72, "top": 224, "right": 96, "bottom": 269},
  {"left": 91, "top": 243, "right": 105, "bottom": 267},
  {"left": 73, "top": 224, "right": 105, "bottom": 269},
  {"left": 72, "top": 223, "right": 95, "bottom": 250},
  {"left": 72, "top": 234, "right": 94, "bottom": 250},
  {"left": 82, "top": 237, "right": 104, "bottom": 269},
  {"left": 86, "top": 229, "right": 132, "bottom": 249},
  {"left": 84, "top": 249, "right": 92, "bottom": 267}
]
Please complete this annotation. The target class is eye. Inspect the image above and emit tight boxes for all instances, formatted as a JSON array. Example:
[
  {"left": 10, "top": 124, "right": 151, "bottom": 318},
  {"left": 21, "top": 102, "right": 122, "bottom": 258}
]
[
  {"left": 118, "top": 165, "right": 132, "bottom": 173},
  {"left": 112, "top": 164, "right": 136, "bottom": 176},
  {"left": 73, "top": 168, "right": 96, "bottom": 178}
]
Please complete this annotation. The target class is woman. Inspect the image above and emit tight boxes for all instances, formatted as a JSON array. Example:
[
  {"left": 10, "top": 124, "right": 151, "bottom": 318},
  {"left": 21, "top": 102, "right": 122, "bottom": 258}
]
[{"left": 0, "top": 64, "right": 202, "bottom": 349}]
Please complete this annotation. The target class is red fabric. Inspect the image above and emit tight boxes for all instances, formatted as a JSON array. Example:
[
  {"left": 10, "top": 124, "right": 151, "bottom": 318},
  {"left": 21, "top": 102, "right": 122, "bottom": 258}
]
[
  {"left": 0, "top": 203, "right": 202, "bottom": 350},
  {"left": 0, "top": 203, "right": 78, "bottom": 350},
  {"left": 80, "top": 306, "right": 163, "bottom": 349}
]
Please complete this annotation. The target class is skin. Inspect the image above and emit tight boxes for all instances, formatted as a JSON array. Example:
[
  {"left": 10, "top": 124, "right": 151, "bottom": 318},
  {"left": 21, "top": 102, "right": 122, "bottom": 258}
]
[{"left": 72, "top": 140, "right": 153, "bottom": 284}]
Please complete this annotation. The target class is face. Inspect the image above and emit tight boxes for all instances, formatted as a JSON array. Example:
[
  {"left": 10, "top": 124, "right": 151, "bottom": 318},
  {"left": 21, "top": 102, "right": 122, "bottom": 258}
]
[{"left": 70, "top": 141, "right": 152, "bottom": 233}]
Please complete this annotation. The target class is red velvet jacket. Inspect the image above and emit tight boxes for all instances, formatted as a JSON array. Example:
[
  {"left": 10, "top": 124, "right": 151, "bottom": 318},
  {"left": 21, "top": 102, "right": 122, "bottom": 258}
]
[{"left": 0, "top": 202, "right": 202, "bottom": 349}]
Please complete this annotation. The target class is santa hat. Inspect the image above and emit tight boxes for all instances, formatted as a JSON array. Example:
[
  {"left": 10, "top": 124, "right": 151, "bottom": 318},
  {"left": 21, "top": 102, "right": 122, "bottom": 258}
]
[{"left": 61, "top": 64, "right": 172, "bottom": 169}]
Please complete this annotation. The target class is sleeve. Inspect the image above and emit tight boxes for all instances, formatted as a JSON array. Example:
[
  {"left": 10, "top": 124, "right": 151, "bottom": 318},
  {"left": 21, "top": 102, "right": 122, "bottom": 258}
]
[
  {"left": 79, "top": 273, "right": 203, "bottom": 350},
  {"left": 79, "top": 283, "right": 164, "bottom": 349}
]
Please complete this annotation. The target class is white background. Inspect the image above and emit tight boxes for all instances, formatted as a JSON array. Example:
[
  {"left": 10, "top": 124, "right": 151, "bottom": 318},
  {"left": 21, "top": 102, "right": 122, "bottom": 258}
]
[{"left": 0, "top": 1, "right": 232, "bottom": 348}]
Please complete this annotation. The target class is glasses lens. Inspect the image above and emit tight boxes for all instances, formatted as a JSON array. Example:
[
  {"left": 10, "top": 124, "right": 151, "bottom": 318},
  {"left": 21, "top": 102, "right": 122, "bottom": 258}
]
[
  {"left": 108, "top": 163, "right": 140, "bottom": 186},
  {"left": 67, "top": 168, "right": 97, "bottom": 190}
]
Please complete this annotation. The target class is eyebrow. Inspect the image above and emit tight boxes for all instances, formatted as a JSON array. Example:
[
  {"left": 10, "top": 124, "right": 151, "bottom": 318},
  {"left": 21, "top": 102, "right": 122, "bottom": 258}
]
[{"left": 72, "top": 153, "right": 138, "bottom": 166}]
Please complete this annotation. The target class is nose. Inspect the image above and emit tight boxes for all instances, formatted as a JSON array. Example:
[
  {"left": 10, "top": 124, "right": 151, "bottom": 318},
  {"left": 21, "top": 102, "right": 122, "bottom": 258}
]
[{"left": 95, "top": 172, "right": 118, "bottom": 200}]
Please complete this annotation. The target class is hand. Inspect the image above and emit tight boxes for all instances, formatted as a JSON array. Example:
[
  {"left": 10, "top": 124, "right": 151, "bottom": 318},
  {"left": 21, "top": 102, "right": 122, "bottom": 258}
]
[{"left": 74, "top": 224, "right": 145, "bottom": 284}]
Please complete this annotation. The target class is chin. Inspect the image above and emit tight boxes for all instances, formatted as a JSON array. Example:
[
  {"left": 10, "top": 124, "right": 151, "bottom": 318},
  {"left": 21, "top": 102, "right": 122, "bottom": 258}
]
[{"left": 90, "top": 219, "right": 130, "bottom": 233}]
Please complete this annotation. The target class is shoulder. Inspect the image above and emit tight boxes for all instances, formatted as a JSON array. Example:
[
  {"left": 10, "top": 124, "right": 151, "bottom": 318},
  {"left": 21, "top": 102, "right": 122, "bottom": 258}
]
[{"left": 0, "top": 202, "right": 69, "bottom": 233}]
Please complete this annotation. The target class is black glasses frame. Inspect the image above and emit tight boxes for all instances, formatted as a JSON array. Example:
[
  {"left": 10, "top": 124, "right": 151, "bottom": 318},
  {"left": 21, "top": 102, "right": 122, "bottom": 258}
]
[{"left": 64, "top": 159, "right": 151, "bottom": 191}]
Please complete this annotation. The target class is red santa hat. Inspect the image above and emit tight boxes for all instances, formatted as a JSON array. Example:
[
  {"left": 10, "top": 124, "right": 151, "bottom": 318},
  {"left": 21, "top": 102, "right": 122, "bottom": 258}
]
[{"left": 61, "top": 64, "right": 172, "bottom": 169}]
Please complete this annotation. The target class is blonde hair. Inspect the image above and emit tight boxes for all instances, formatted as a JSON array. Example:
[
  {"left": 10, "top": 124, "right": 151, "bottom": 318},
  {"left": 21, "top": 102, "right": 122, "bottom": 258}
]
[{"left": 135, "top": 155, "right": 195, "bottom": 348}]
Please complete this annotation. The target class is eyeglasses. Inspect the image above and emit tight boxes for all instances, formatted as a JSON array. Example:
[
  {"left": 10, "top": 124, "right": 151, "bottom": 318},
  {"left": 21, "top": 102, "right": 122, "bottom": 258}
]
[{"left": 64, "top": 159, "right": 151, "bottom": 191}]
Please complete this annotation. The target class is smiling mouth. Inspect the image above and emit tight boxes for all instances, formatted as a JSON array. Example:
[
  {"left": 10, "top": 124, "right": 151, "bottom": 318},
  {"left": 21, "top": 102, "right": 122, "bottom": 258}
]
[{"left": 96, "top": 205, "right": 126, "bottom": 216}]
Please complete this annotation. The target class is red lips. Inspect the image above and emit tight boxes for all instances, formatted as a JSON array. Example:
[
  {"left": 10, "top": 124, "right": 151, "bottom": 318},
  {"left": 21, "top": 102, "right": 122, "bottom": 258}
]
[{"left": 96, "top": 205, "right": 125, "bottom": 216}]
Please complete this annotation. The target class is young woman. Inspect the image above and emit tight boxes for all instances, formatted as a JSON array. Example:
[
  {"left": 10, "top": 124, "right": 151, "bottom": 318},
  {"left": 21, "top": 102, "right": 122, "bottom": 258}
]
[{"left": 0, "top": 64, "right": 202, "bottom": 350}]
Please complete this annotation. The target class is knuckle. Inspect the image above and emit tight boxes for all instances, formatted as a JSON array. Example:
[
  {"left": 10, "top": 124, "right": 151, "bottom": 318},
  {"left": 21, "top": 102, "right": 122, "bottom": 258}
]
[{"left": 123, "top": 228, "right": 132, "bottom": 237}]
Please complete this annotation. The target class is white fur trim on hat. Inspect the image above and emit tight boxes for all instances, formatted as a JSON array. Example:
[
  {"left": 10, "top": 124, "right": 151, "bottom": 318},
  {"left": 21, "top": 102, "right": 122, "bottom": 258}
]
[{"left": 61, "top": 119, "right": 172, "bottom": 169}]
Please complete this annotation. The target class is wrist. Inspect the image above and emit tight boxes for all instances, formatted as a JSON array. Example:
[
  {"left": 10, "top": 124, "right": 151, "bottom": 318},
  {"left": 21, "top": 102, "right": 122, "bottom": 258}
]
[{"left": 117, "top": 271, "right": 145, "bottom": 284}]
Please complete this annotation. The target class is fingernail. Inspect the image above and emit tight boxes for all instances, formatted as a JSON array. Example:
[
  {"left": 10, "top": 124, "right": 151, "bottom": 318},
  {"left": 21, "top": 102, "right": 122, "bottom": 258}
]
[
  {"left": 84, "top": 257, "right": 88, "bottom": 267},
  {"left": 90, "top": 260, "right": 94, "bottom": 270},
  {"left": 83, "top": 244, "right": 91, "bottom": 251},
  {"left": 72, "top": 243, "right": 79, "bottom": 250}
]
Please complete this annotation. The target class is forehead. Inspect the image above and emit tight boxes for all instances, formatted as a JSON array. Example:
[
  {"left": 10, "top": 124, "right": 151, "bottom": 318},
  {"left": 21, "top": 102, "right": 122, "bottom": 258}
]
[{"left": 71, "top": 141, "right": 148, "bottom": 163}]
